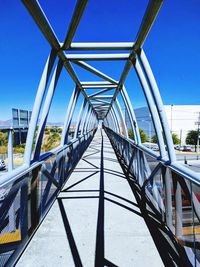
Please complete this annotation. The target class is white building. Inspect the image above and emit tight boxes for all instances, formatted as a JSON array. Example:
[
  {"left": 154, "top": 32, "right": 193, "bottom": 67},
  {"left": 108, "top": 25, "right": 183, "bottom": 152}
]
[
  {"left": 164, "top": 105, "right": 200, "bottom": 145},
  {"left": 133, "top": 105, "right": 200, "bottom": 144}
]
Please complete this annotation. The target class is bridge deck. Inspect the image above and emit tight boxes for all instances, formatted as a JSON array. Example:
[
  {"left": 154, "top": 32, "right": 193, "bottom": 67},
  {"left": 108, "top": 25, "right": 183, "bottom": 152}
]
[{"left": 16, "top": 129, "right": 163, "bottom": 267}]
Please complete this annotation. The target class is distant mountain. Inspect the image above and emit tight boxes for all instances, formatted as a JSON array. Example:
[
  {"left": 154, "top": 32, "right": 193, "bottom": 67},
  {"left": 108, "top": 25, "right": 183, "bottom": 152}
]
[
  {"left": 46, "top": 122, "right": 63, "bottom": 127},
  {"left": 0, "top": 119, "right": 76, "bottom": 128},
  {"left": 0, "top": 119, "right": 12, "bottom": 127}
]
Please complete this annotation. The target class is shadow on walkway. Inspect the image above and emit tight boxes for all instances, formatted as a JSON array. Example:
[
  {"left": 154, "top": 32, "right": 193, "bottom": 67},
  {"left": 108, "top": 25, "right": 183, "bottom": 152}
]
[{"left": 56, "top": 129, "right": 191, "bottom": 267}]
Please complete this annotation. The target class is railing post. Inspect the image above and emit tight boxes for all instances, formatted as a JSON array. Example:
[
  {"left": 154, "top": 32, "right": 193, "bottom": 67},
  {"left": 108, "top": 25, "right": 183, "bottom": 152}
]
[
  {"left": 165, "top": 168, "right": 173, "bottom": 232},
  {"left": 175, "top": 182, "right": 183, "bottom": 238},
  {"left": 8, "top": 128, "right": 16, "bottom": 233},
  {"left": 8, "top": 129, "right": 13, "bottom": 172}
]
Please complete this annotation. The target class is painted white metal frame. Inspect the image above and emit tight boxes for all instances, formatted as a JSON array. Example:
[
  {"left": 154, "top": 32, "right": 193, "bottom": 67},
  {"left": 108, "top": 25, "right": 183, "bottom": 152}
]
[{"left": 2, "top": 0, "right": 199, "bottom": 193}]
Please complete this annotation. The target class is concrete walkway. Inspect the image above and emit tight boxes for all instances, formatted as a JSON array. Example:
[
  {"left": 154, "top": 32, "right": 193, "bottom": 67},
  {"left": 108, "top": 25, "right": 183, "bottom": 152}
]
[{"left": 17, "top": 129, "right": 163, "bottom": 267}]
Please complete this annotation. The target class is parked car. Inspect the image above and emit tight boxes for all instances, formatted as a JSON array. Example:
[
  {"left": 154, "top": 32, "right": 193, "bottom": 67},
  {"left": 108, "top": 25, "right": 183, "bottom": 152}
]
[
  {"left": 182, "top": 145, "right": 192, "bottom": 152},
  {"left": 174, "top": 145, "right": 192, "bottom": 152},
  {"left": 0, "top": 159, "right": 6, "bottom": 171}
]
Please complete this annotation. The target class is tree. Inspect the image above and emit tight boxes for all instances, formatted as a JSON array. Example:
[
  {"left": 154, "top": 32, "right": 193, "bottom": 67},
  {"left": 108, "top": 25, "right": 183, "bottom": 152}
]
[
  {"left": 151, "top": 134, "right": 157, "bottom": 144},
  {"left": 172, "top": 133, "right": 180, "bottom": 145},
  {"left": 139, "top": 128, "right": 148, "bottom": 143},
  {"left": 0, "top": 131, "right": 8, "bottom": 146},
  {"left": 186, "top": 130, "right": 198, "bottom": 145},
  {"left": 128, "top": 129, "right": 134, "bottom": 140},
  {"left": 128, "top": 128, "right": 148, "bottom": 143},
  {"left": 151, "top": 132, "right": 180, "bottom": 145}
]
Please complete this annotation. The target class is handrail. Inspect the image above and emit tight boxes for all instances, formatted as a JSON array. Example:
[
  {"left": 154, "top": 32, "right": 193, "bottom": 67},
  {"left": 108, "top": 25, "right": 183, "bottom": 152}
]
[
  {"left": 104, "top": 126, "right": 200, "bottom": 186},
  {"left": 0, "top": 129, "right": 96, "bottom": 187}
]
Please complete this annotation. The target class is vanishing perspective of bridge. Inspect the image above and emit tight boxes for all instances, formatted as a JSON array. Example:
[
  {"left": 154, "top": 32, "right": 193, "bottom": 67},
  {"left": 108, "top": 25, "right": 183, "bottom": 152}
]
[{"left": 1, "top": 1, "right": 200, "bottom": 266}]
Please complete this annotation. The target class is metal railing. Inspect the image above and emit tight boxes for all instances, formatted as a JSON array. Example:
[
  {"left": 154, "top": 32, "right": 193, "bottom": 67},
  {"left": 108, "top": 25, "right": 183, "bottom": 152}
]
[
  {"left": 0, "top": 129, "right": 95, "bottom": 267},
  {"left": 105, "top": 126, "right": 200, "bottom": 266}
]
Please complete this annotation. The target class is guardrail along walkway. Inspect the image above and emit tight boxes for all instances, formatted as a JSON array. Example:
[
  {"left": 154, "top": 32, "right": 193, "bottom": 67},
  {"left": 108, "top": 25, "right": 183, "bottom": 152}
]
[{"left": 17, "top": 129, "right": 163, "bottom": 267}]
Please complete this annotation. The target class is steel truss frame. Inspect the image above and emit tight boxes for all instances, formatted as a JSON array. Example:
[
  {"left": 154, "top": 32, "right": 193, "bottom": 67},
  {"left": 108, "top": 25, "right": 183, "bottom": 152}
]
[
  {"left": 2, "top": 0, "right": 198, "bottom": 183},
  {"left": 0, "top": 1, "right": 200, "bottom": 266}
]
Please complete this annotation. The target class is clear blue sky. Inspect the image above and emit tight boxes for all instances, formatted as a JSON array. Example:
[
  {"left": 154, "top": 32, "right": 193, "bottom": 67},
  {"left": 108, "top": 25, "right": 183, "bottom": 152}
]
[{"left": 0, "top": 0, "right": 200, "bottom": 122}]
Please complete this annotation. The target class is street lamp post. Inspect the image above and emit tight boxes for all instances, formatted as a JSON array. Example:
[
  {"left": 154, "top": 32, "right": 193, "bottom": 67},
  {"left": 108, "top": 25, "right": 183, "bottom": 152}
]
[
  {"left": 195, "top": 112, "right": 200, "bottom": 153},
  {"left": 171, "top": 104, "right": 173, "bottom": 133},
  {"left": 197, "top": 123, "right": 200, "bottom": 154}
]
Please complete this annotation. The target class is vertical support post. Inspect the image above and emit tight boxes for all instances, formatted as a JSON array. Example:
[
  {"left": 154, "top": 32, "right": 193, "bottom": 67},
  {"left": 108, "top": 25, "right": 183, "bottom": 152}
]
[
  {"left": 139, "top": 49, "right": 176, "bottom": 163},
  {"left": 84, "top": 108, "right": 92, "bottom": 133},
  {"left": 33, "top": 60, "right": 63, "bottom": 160},
  {"left": 61, "top": 86, "right": 80, "bottom": 145},
  {"left": 111, "top": 107, "right": 121, "bottom": 134},
  {"left": 85, "top": 108, "right": 93, "bottom": 133},
  {"left": 81, "top": 104, "right": 90, "bottom": 135},
  {"left": 121, "top": 86, "right": 141, "bottom": 144},
  {"left": 133, "top": 59, "right": 167, "bottom": 159},
  {"left": 104, "top": 117, "right": 109, "bottom": 128},
  {"left": 88, "top": 111, "right": 95, "bottom": 131},
  {"left": 24, "top": 50, "right": 56, "bottom": 166},
  {"left": 107, "top": 112, "right": 116, "bottom": 132},
  {"left": 115, "top": 99, "right": 128, "bottom": 138},
  {"left": 74, "top": 99, "right": 87, "bottom": 138}
]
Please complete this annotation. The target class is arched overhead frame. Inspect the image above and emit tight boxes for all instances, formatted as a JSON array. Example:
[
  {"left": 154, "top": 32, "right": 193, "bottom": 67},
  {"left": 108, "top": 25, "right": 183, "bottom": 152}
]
[
  {"left": 2, "top": 0, "right": 200, "bottom": 185},
  {"left": 1, "top": 2, "right": 200, "bottom": 265}
]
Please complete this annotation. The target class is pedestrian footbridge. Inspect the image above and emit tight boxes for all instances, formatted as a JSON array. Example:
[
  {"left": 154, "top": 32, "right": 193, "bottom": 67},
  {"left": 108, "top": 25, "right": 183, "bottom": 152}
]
[
  {"left": 0, "top": 1, "right": 200, "bottom": 266},
  {"left": 16, "top": 129, "right": 163, "bottom": 267}
]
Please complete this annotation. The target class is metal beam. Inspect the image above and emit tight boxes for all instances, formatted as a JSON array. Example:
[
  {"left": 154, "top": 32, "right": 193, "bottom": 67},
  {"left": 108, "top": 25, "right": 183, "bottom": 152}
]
[
  {"left": 81, "top": 81, "right": 115, "bottom": 85},
  {"left": 69, "top": 42, "right": 134, "bottom": 50},
  {"left": 73, "top": 61, "right": 118, "bottom": 84},
  {"left": 22, "top": 0, "right": 97, "bottom": 118},
  {"left": 90, "top": 100, "right": 111, "bottom": 105},
  {"left": 62, "top": 0, "right": 88, "bottom": 50},
  {"left": 24, "top": 50, "right": 56, "bottom": 166},
  {"left": 94, "top": 108, "right": 109, "bottom": 111},
  {"left": 139, "top": 49, "right": 176, "bottom": 163},
  {"left": 88, "top": 88, "right": 114, "bottom": 98},
  {"left": 34, "top": 60, "right": 63, "bottom": 160},
  {"left": 22, "top": 0, "right": 60, "bottom": 50},
  {"left": 93, "top": 104, "right": 110, "bottom": 107},
  {"left": 115, "top": 99, "right": 128, "bottom": 138},
  {"left": 103, "top": 0, "right": 163, "bottom": 118},
  {"left": 104, "top": 60, "right": 134, "bottom": 118},
  {"left": 61, "top": 86, "right": 80, "bottom": 145},
  {"left": 65, "top": 53, "right": 130, "bottom": 61},
  {"left": 134, "top": 0, "right": 163, "bottom": 51},
  {"left": 134, "top": 58, "right": 167, "bottom": 159},
  {"left": 90, "top": 95, "right": 113, "bottom": 99},
  {"left": 121, "top": 86, "right": 141, "bottom": 144},
  {"left": 83, "top": 85, "right": 117, "bottom": 89}
]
